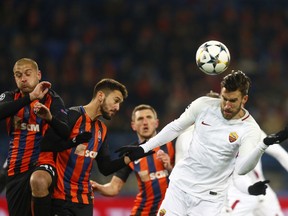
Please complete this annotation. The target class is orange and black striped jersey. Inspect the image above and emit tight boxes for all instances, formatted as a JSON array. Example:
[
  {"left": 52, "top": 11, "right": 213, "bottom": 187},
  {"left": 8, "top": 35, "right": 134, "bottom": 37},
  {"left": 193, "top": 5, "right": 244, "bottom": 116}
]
[
  {"left": 0, "top": 89, "right": 68, "bottom": 176},
  {"left": 116, "top": 141, "right": 175, "bottom": 216},
  {"left": 53, "top": 106, "right": 108, "bottom": 204}
]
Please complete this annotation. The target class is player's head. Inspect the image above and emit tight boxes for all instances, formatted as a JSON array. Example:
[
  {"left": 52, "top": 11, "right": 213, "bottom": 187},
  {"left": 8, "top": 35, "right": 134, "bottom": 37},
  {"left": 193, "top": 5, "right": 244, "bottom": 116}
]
[
  {"left": 93, "top": 78, "right": 128, "bottom": 120},
  {"left": 13, "top": 58, "right": 41, "bottom": 94},
  {"left": 220, "top": 70, "right": 251, "bottom": 120},
  {"left": 131, "top": 104, "right": 159, "bottom": 142}
]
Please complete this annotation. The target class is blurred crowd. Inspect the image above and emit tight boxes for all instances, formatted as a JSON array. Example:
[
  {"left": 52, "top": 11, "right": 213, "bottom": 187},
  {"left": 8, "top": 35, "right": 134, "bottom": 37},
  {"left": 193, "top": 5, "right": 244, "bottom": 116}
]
[{"left": 0, "top": 0, "right": 288, "bottom": 193}]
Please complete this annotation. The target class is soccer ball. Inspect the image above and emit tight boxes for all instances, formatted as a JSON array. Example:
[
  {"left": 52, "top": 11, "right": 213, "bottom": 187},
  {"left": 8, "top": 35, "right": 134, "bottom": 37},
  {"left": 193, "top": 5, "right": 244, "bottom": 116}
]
[{"left": 195, "top": 40, "right": 230, "bottom": 75}]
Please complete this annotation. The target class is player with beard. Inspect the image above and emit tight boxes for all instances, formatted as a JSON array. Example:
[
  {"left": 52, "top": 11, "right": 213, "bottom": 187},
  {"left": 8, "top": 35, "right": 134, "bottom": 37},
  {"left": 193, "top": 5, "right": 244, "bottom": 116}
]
[
  {"left": 116, "top": 70, "right": 288, "bottom": 215},
  {"left": 37, "top": 78, "right": 152, "bottom": 216}
]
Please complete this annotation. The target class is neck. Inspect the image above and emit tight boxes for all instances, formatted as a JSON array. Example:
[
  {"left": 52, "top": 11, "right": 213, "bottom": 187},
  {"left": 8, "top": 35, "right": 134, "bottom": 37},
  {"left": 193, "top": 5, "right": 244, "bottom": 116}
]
[
  {"left": 237, "top": 108, "right": 246, "bottom": 119},
  {"left": 83, "top": 101, "right": 101, "bottom": 121}
]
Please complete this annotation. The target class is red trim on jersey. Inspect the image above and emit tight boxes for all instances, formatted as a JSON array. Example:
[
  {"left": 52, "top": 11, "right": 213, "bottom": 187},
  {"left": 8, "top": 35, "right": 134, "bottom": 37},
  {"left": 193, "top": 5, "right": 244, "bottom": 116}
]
[
  {"left": 241, "top": 115, "right": 250, "bottom": 121},
  {"left": 231, "top": 200, "right": 240, "bottom": 210}
]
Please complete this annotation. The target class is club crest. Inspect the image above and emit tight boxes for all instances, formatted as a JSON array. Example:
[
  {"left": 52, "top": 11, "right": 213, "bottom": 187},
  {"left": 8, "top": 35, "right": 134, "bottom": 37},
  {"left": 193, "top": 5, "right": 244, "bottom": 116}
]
[{"left": 229, "top": 132, "right": 238, "bottom": 142}]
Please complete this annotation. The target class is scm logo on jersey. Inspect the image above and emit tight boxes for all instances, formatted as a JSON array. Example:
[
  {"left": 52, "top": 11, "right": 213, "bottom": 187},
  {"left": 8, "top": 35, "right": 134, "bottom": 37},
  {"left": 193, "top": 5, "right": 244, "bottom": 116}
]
[
  {"left": 74, "top": 144, "right": 98, "bottom": 158},
  {"left": 138, "top": 169, "right": 169, "bottom": 182},
  {"left": 85, "top": 149, "right": 97, "bottom": 158},
  {"left": 14, "top": 117, "right": 40, "bottom": 132}
]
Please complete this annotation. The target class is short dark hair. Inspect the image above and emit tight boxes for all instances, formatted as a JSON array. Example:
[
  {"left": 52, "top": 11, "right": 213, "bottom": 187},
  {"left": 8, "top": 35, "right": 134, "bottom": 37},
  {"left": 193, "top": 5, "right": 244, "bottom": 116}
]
[
  {"left": 131, "top": 104, "right": 157, "bottom": 121},
  {"left": 221, "top": 70, "right": 251, "bottom": 96},
  {"left": 93, "top": 78, "right": 128, "bottom": 99}
]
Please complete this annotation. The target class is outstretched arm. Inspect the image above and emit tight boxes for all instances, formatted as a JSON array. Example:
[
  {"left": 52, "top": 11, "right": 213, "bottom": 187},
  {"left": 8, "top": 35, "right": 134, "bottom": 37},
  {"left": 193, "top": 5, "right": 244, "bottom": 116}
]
[
  {"left": 236, "top": 126, "right": 288, "bottom": 175},
  {"left": 91, "top": 176, "right": 125, "bottom": 197},
  {"left": 40, "top": 131, "right": 92, "bottom": 152}
]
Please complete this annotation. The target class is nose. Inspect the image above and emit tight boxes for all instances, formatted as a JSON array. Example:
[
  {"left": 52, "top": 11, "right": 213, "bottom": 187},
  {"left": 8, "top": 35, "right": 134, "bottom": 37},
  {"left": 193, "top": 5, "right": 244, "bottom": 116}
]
[
  {"left": 114, "top": 103, "right": 120, "bottom": 111},
  {"left": 21, "top": 74, "right": 27, "bottom": 82},
  {"left": 224, "top": 101, "right": 232, "bottom": 109}
]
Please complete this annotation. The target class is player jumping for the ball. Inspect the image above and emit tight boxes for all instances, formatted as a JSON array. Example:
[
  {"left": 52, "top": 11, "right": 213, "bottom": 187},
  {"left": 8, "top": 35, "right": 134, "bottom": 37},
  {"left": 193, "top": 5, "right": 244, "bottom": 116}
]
[{"left": 116, "top": 70, "right": 288, "bottom": 216}]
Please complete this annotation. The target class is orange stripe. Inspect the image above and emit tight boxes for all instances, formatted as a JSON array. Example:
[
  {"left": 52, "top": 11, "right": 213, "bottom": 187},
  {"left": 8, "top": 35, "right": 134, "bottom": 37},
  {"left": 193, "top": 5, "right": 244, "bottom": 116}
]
[{"left": 8, "top": 105, "right": 25, "bottom": 175}]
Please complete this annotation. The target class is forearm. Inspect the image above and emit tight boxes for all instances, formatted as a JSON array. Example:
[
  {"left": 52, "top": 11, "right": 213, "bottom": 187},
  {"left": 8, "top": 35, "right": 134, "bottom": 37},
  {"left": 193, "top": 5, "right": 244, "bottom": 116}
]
[
  {"left": 97, "top": 156, "right": 127, "bottom": 176},
  {"left": 142, "top": 121, "right": 180, "bottom": 153},
  {"left": 266, "top": 145, "right": 288, "bottom": 171},
  {"left": 48, "top": 117, "right": 70, "bottom": 139},
  {"left": 0, "top": 95, "right": 31, "bottom": 119},
  {"left": 236, "top": 142, "right": 268, "bottom": 175},
  {"left": 95, "top": 183, "right": 120, "bottom": 196}
]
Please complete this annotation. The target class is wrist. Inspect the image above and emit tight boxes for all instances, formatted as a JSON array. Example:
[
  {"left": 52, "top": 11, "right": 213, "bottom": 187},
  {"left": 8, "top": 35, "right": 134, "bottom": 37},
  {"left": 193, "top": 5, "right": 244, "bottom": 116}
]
[
  {"left": 29, "top": 93, "right": 36, "bottom": 101},
  {"left": 124, "top": 156, "right": 131, "bottom": 164}
]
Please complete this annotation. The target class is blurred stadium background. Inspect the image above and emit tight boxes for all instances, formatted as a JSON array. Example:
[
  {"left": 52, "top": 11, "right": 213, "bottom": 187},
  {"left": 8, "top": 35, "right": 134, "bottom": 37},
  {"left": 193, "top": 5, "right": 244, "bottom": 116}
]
[{"left": 0, "top": 0, "right": 288, "bottom": 215}]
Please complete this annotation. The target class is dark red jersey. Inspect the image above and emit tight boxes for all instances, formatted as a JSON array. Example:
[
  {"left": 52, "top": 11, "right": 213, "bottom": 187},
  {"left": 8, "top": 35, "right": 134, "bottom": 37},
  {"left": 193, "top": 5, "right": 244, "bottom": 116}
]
[
  {"left": 53, "top": 106, "right": 108, "bottom": 204},
  {"left": 0, "top": 89, "right": 68, "bottom": 176},
  {"left": 116, "top": 141, "right": 175, "bottom": 216}
]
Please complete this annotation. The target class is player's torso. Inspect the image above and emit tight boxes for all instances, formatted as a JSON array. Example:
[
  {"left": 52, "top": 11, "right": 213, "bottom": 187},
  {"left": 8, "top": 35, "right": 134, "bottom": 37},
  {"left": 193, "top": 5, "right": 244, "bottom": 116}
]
[
  {"left": 7, "top": 92, "right": 54, "bottom": 175},
  {"left": 129, "top": 142, "right": 174, "bottom": 215},
  {"left": 171, "top": 105, "right": 258, "bottom": 199},
  {"left": 53, "top": 106, "right": 107, "bottom": 204}
]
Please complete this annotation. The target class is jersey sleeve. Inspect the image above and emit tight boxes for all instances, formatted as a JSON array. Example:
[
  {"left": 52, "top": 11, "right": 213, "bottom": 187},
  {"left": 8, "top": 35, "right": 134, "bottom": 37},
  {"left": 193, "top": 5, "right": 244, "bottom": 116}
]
[
  {"left": 96, "top": 139, "right": 127, "bottom": 176},
  {"left": 114, "top": 166, "right": 132, "bottom": 182},
  {"left": 0, "top": 91, "right": 31, "bottom": 120},
  {"left": 235, "top": 125, "right": 267, "bottom": 175},
  {"left": 47, "top": 90, "right": 69, "bottom": 138},
  {"left": 141, "top": 97, "right": 210, "bottom": 153},
  {"left": 40, "top": 108, "right": 80, "bottom": 152}
]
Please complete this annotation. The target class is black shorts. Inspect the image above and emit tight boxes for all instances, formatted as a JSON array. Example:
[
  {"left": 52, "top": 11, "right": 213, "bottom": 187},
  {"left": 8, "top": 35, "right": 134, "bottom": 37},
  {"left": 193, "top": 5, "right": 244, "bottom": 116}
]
[
  {"left": 51, "top": 199, "right": 93, "bottom": 216},
  {"left": 6, "top": 164, "right": 56, "bottom": 216}
]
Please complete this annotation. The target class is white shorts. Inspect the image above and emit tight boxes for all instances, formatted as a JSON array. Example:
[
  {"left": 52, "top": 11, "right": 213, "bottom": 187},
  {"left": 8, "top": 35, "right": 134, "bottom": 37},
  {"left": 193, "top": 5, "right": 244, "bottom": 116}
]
[
  {"left": 227, "top": 185, "right": 284, "bottom": 216},
  {"left": 253, "top": 186, "right": 284, "bottom": 216},
  {"left": 157, "top": 182, "right": 225, "bottom": 216}
]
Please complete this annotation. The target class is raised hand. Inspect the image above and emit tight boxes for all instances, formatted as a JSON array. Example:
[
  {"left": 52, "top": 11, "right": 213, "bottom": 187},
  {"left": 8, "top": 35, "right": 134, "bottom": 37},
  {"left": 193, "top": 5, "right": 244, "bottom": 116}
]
[
  {"left": 29, "top": 81, "right": 51, "bottom": 101},
  {"left": 34, "top": 102, "right": 52, "bottom": 121},
  {"left": 90, "top": 180, "right": 102, "bottom": 192},
  {"left": 263, "top": 126, "right": 288, "bottom": 145},
  {"left": 248, "top": 180, "right": 270, "bottom": 195},
  {"left": 156, "top": 150, "right": 173, "bottom": 172}
]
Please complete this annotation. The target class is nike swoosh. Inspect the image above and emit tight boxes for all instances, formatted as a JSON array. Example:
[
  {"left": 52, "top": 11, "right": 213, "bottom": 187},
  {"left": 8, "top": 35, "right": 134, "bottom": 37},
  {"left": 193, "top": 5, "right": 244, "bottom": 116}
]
[
  {"left": 201, "top": 121, "right": 211, "bottom": 126},
  {"left": 134, "top": 158, "right": 142, "bottom": 164}
]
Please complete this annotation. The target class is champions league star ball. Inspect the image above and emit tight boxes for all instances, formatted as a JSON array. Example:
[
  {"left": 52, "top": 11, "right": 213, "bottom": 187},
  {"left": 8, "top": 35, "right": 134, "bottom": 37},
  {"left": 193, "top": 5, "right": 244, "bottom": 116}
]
[{"left": 195, "top": 40, "right": 230, "bottom": 75}]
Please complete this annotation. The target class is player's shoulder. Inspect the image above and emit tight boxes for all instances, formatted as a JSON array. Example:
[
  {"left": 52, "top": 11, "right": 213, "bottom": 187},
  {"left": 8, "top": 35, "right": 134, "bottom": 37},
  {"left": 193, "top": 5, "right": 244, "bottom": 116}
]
[
  {"left": 187, "top": 96, "right": 220, "bottom": 114},
  {"left": 0, "top": 89, "right": 19, "bottom": 102},
  {"left": 239, "top": 113, "right": 261, "bottom": 137},
  {"left": 67, "top": 106, "right": 82, "bottom": 123},
  {"left": 192, "top": 96, "right": 220, "bottom": 107},
  {"left": 48, "top": 88, "right": 62, "bottom": 99},
  {"left": 68, "top": 106, "right": 82, "bottom": 113},
  {"left": 241, "top": 109, "right": 259, "bottom": 127}
]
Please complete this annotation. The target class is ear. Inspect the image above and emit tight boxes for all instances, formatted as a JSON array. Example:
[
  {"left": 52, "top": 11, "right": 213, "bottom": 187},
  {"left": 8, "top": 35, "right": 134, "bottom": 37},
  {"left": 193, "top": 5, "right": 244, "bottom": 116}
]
[
  {"left": 154, "top": 119, "right": 159, "bottom": 129},
  {"left": 37, "top": 70, "right": 42, "bottom": 81},
  {"left": 242, "top": 95, "right": 248, "bottom": 106},
  {"left": 131, "top": 121, "right": 137, "bottom": 132},
  {"left": 97, "top": 91, "right": 105, "bottom": 102}
]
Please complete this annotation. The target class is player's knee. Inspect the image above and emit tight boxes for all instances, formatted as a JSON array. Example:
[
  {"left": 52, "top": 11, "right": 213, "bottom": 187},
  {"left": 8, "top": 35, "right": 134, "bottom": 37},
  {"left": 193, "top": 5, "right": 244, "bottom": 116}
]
[{"left": 30, "top": 171, "right": 51, "bottom": 195}]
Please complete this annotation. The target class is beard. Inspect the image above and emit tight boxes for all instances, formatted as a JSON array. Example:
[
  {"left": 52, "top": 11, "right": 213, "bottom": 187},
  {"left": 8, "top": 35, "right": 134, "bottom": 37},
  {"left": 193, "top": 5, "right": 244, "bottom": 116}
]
[
  {"left": 100, "top": 102, "right": 112, "bottom": 120},
  {"left": 221, "top": 105, "right": 242, "bottom": 120}
]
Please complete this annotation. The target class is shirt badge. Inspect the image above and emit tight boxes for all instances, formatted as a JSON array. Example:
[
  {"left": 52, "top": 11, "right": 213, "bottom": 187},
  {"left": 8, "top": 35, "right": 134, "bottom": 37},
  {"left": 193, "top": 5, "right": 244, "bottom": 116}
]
[
  {"left": 0, "top": 93, "right": 5, "bottom": 101},
  {"left": 229, "top": 132, "right": 238, "bottom": 142}
]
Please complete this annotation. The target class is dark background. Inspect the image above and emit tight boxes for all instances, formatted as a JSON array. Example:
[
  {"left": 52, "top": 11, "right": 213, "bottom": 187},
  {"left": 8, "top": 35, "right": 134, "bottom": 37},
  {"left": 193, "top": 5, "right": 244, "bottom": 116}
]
[{"left": 0, "top": 0, "right": 287, "bottom": 196}]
